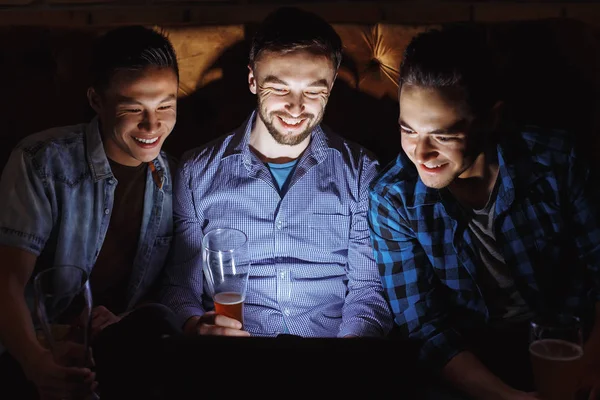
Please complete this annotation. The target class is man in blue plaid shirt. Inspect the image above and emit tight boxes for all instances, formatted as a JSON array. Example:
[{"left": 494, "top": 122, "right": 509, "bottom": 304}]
[{"left": 369, "top": 26, "right": 600, "bottom": 399}]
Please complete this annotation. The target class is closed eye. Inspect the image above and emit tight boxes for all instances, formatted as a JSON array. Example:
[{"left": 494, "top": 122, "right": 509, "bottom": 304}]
[
  {"left": 435, "top": 135, "right": 462, "bottom": 142},
  {"left": 305, "top": 89, "right": 327, "bottom": 97},
  {"left": 400, "top": 126, "right": 415, "bottom": 134}
]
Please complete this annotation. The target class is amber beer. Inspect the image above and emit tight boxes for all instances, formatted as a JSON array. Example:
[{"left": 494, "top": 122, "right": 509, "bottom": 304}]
[
  {"left": 214, "top": 291, "right": 244, "bottom": 325},
  {"left": 529, "top": 338, "right": 584, "bottom": 400}
]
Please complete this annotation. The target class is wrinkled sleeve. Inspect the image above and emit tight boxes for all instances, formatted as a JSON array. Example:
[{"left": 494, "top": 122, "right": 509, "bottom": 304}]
[
  {"left": 0, "top": 147, "right": 52, "bottom": 255},
  {"left": 368, "top": 188, "right": 465, "bottom": 372},
  {"left": 338, "top": 154, "right": 394, "bottom": 337},
  {"left": 159, "top": 157, "right": 206, "bottom": 324}
]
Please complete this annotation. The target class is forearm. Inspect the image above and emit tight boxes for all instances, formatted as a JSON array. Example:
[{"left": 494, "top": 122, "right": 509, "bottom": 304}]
[
  {"left": 0, "top": 279, "right": 46, "bottom": 367},
  {"left": 442, "top": 351, "right": 517, "bottom": 400}
]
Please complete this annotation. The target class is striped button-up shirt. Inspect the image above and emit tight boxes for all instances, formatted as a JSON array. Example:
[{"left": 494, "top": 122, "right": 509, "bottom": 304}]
[
  {"left": 161, "top": 112, "right": 393, "bottom": 337},
  {"left": 368, "top": 127, "right": 600, "bottom": 371}
]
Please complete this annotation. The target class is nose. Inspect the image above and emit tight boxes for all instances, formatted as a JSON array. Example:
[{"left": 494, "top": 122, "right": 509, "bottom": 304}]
[
  {"left": 284, "top": 92, "right": 305, "bottom": 116},
  {"left": 138, "top": 111, "right": 161, "bottom": 134},
  {"left": 413, "top": 135, "right": 437, "bottom": 164}
]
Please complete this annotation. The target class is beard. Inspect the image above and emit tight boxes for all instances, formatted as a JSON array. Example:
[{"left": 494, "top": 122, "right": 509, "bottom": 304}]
[{"left": 257, "top": 98, "right": 324, "bottom": 146}]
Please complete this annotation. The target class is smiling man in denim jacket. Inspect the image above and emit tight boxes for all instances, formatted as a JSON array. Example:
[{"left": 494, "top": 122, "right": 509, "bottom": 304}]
[{"left": 0, "top": 26, "right": 180, "bottom": 399}]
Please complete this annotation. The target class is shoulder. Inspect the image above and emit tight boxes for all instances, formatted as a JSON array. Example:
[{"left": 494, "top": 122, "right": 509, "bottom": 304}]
[
  {"left": 7, "top": 124, "right": 88, "bottom": 182},
  {"left": 15, "top": 123, "right": 87, "bottom": 160},
  {"left": 320, "top": 125, "right": 378, "bottom": 168},
  {"left": 181, "top": 132, "right": 236, "bottom": 166},
  {"left": 176, "top": 130, "right": 240, "bottom": 186},
  {"left": 369, "top": 152, "right": 418, "bottom": 207},
  {"left": 502, "top": 125, "right": 581, "bottom": 171}
]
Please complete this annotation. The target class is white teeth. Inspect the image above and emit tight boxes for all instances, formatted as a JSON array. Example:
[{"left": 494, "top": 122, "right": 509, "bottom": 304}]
[
  {"left": 134, "top": 136, "right": 158, "bottom": 144},
  {"left": 424, "top": 164, "right": 443, "bottom": 169},
  {"left": 280, "top": 117, "right": 302, "bottom": 126}
]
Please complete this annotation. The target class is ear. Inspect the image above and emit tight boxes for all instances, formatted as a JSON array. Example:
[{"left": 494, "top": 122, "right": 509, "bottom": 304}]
[
  {"left": 248, "top": 65, "right": 257, "bottom": 95},
  {"left": 87, "top": 87, "right": 103, "bottom": 114}
]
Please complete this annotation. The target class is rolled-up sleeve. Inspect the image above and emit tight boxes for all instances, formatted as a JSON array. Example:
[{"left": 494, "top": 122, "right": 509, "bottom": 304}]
[{"left": 0, "top": 146, "right": 52, "bottom": 255}]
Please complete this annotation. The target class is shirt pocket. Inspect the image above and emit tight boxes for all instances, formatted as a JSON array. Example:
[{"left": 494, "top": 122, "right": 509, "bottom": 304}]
[
  {"left": 149, "top": 235, "right": 173, "bottom": 270},
  {"left": 308, "top": 212, "right": 351, "bottom": 249}
]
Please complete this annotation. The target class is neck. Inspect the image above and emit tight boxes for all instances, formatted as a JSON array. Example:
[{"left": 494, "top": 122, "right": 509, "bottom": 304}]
[{"left": 449, "top": 150, "right": 499, "bottom": 209}]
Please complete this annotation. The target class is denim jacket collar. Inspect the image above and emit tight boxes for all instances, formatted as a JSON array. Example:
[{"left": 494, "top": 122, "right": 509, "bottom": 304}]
[{"left": 85, "top": 117, "right": 113, "bottom": 182}]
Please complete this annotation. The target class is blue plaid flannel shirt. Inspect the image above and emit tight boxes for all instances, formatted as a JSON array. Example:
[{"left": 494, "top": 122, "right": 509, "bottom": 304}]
[{"left": 368, "top": 127, "right": 600, "bottom": 372}]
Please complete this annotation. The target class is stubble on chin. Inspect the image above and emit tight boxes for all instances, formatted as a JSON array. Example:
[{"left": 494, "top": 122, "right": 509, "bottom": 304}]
[{"left": 261, "top": 112, "right": 314, "bottom": 146}]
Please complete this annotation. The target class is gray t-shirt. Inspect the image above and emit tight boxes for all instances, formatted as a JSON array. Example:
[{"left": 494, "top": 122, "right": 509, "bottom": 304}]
[{"left": 462, "top": 179, "right": 533, "bottom": 325}]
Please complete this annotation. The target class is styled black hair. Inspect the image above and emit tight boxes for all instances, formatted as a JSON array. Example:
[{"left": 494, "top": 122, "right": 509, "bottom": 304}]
[
  {"left": 400, "top": 25, "right": 499, "bottom": 117},
  {"left": 249, "top": 7, "right": 342, "bottom": 70},
  {"left": 90, "top": 25, "right": 179, "bottom": 92}
]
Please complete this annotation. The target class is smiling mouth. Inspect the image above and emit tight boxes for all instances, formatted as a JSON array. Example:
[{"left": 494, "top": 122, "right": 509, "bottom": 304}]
[
  {"left": 133, "top": 136, "right": 159, "bottom": 144},
  {"left": 420, "top": 163, "right": 447, "bottom": 172},
  {"left": 277, "top": 116, "right": 305, "bottom": 128}
]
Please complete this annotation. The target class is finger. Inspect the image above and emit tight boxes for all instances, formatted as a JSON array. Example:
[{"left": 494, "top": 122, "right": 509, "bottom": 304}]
[
  {"left": 97, "top": 319, "right": 118, "bottom": 331},
  {"left": 92, "top": 306, "right": 107, "bottom": 313},
  {"left": 62, "top": 365, "right": 94, "bottom": 378},
  {"left": 198, "top": 324, "right": 251, "bottom": 337},
  {"left": 91, "top": 316, "right": 110, "bottom": 331},
  {"left": 91, "top": 311, "right": 108, "bottom": 321},
  {"left": 212, "top": 314, "right": 243, "bottom": 329},
  {"left": 91, "top": 306, "right": 111, "bottom": 320}
]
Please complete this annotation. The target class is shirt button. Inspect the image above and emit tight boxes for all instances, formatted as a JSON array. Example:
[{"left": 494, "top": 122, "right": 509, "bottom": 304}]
[
  {"left": 276, "top": 220, "right": 283, "bottom": 229},
  {"left": 279, "top": 271, "right": 285, "bottom": 279},
  {"left": 107, "top": 179, "right": 114, "bottom": 185},
  {"left": 284, "top": 309, "right": 290, "bottom": 316},
  {"left": 104, "top": 208, "right": 110, "bottom": 215}
]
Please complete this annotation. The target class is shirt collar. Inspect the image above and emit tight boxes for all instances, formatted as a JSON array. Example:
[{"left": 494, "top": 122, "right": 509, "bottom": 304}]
[{"left": 228, "top": 110, "right": 328, "bottom": 171}]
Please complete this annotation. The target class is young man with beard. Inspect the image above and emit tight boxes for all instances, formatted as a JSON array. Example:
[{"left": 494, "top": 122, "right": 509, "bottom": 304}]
[
  {"left": 0, "top": 26, "right": 181, "bottom": 399},
  {"left": 161, "top": 7, "right": 393, "bottom": 339},
  {"left": 368, "top": 26, "right": 600, "bottom": 399}
]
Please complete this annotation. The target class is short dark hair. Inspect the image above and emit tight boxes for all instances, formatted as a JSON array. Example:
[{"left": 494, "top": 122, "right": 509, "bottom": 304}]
[
  {"left": 90, "top": 25, "right": 179, "bottom": 92},
  {"left": 249, "top": 7, "right": 342, "bottom": 71},
  {"left": 399, "top": 25, "right": 499, "bottom": 117}
]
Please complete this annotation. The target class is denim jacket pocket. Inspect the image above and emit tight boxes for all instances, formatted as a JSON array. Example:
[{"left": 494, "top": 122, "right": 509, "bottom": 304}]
[
  {"left": 151, "top": 234, "right": 173, "bottom": 268},
  {"left": 154, "top": 235, "right": 173, "bottom": 248}
]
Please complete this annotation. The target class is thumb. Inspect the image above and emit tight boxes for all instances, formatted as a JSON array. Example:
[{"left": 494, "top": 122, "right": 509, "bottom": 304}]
[{"left": 61, "top": 364, "right": 93, "bottom": 377}]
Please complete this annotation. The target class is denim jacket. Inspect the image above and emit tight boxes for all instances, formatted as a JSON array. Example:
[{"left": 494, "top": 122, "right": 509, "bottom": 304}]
[{"left": 0, "top": 117, "right": 173, "bottom": 354}]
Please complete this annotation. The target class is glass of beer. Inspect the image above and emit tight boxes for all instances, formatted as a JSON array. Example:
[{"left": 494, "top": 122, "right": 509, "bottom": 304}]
[
  {"left": 34, "top": 265, "right": 93, "bottom": 368},
  {"left": 202, "top": 228, "right": 250, "bottom": 327},
  {"left": 529, "top": 314, "right": 584, "bottom": 400}
]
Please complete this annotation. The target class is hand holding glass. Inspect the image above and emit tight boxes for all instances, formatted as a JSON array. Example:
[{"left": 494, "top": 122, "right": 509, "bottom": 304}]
[
  {"left": 34, "top": 265, "right": 94, "bottom": 370},
  {"left": 529, "top": 314, "right": 584, "bottom": 400},
  {"left": 202, "top": 228, "right": 250, "bottom": 327}
]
